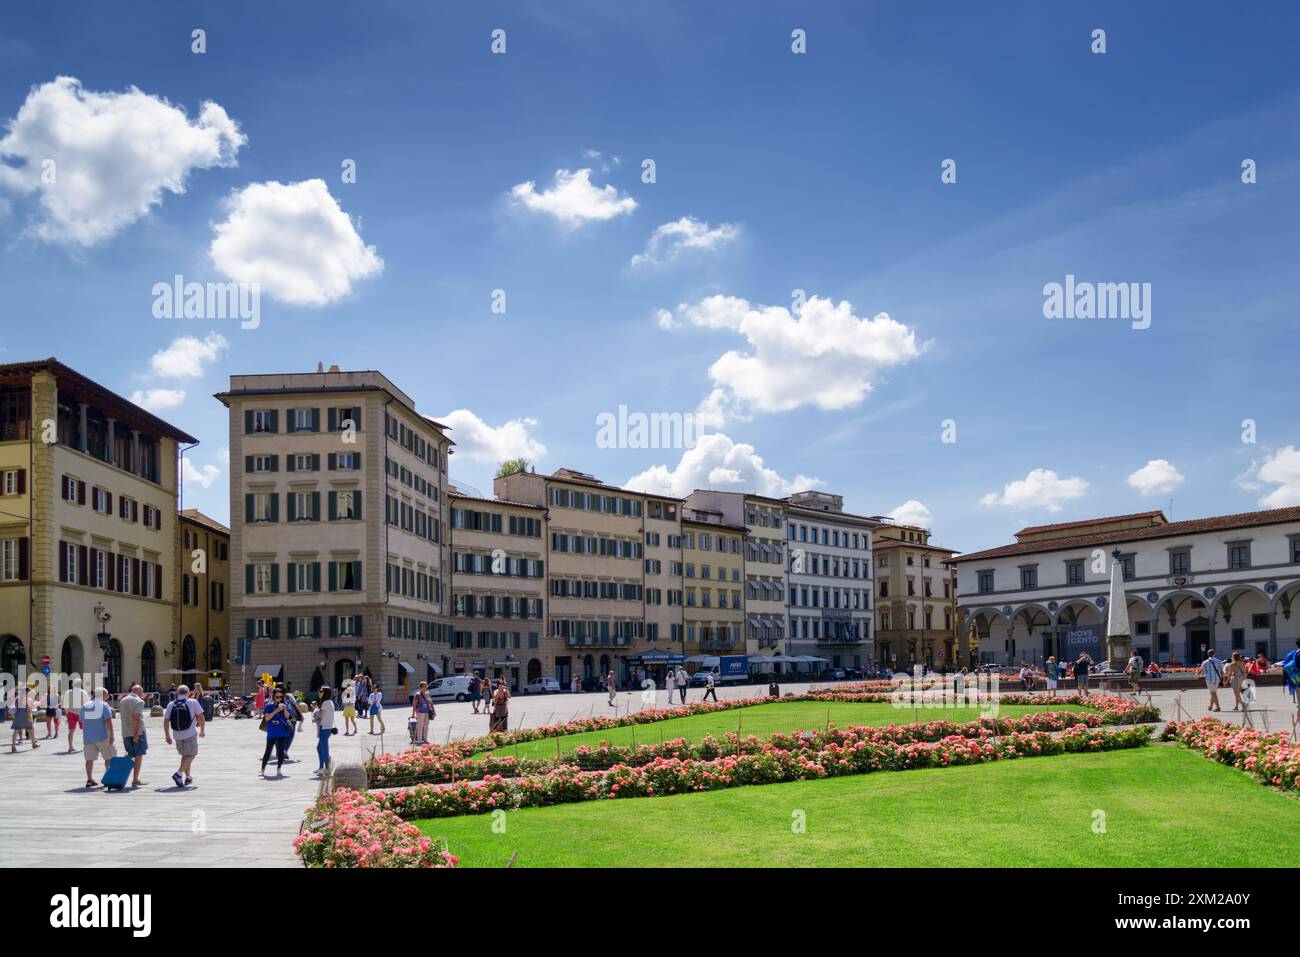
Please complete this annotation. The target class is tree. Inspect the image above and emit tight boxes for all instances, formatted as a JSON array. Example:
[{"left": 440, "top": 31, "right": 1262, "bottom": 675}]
[{"left": 496, "top": 458, "right": 530, "bottom": 479}]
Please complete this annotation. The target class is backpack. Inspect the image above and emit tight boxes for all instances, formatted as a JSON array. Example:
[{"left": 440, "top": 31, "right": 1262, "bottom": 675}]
[
  {"left": 1283, "top": 650, "right": 1300, "bottom": 693},
  {"left": 169, "top": 698, "right": 194, "bottom": 732}
]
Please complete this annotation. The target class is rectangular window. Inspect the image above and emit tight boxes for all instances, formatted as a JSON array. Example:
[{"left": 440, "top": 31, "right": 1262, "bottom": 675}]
[
  {"left": 978, "top": 571, "right": 994, "bottom": 594},
  {"left": 0, "top": 539, "right": 18, "bottom": 581},
  {"left": 252, "top": 410, "right": 276, "bottom": 433},
  {"left": 1066, "top": 560, "right": 1084, "bottom": 585},
  {"left": 1251, "top": 613, "right": 1269, "bottom": 630},
  {"left": 1228, "top": 543, "right": 1251, "bottom": 570},
  {"left": 1020, "top": 567, "right": 1037, "bottom": 589},
  {"left": 1170, "top": 550, "right": 1191, "bottom": 576}
]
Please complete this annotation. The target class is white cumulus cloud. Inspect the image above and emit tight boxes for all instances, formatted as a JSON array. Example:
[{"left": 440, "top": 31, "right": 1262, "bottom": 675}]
[
  {"left": 980, "top": 468, "right": 1089, "bottom": 513},
  {"left": 209, "top": 179, "right": 383, "bottom": 306},
  {"left": 436, "top": 410, "right": 547, "bottom": 464},
  {"left": 182, "top": 457, "right": 221, "bottom": 489},
  {"left": 0, "top": 76, "right": 245, "bottom": 246},
  {"left": 661, "top": 294, "right": 925, "bottom": 423},
  {"left": 1126, "top": 459, "right": 1184, "bottom": 497},
  {"left": 1237, "top": 446, "right": 1300, "bottom": 508},
  {"left": 631, "top": 216, "right": 739, "bottom": 266},
  {"left": 149, "top": 332, "right": 228, "bottom": 379},
  {"left": 887, "top": 500, "right": 934, "bottom": 529},
  {"left": 508, "top": 168, "right": 636, "bottom": 226},
  {"left": 624, "top": 433, "right": 818, "bottom": 499},
  {"left": 129, "top": 388, "right": 186, "bottom": 411}
]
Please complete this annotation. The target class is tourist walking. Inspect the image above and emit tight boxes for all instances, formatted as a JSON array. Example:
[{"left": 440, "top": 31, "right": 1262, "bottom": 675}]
[
  {"left": 1283, "top": 638, "right": 1300, "bottom": 721},
  {"left": 281, "top": 690, "right": 303, "bottom": 760},
  {"left": 42, "top": 687, "right": 61, "bottom": 739},
  {"left": 1199, "top": 649, "right": 1224, "bottom": 712},
  {"left": 665, "top": 668, "right": 676, "bottom": 706},
  {"left": 260, "top": 687, "right": 294, "bottom": 777},
  {"left": 79, "top": 688, "right": 117, "bottom": 788},
  {"left": 468, "top": 672, "right": 483, "bottom": 714},
  {"left": 411, "top": 680, "right": 434, "bottom": 745},
  {"left": 9, "top": 682, "right": 37, "bottom": 752},
  {"left": 62, "top": 676, "right": 88, "bottom": 752},
  {"left": 1225, "top": 652, "right": 1248, "bottom": 711},
  {"left": 489, "top": 679, "right": 510, "bottom": 733},
  {"left": 605, "top": 671, "right": 617, "bottom": 708},
  {"left": 341, "top": 681, "right": 358, "bottom": 735},
  {"left": 1044, "top": 657, "right": 1059, "bottom": 696},
  {"left": 676, "top": 666, "right": 689, "bottom": 704},
  {"left": 480, "top": 675, "right": 493, "bottom": 713},
  {"left": 367, "top": 685, "right": 386, "bottom": 735},
  {"left": 314, "top": 686, "right": 336, "bottom": 776},
  {"left": 1073, "top": 653, "right": 1093, "bottom": 695},
  {"left": 119, "top": 684, "right": 148, "bottom": 787},
  {"left": 1125, "top": 652, "right": 1144, "bottom": 694},
  {"left": 570, "top": 674, "right": 581, "bottom": 695},
  {"left": 702, "top": 671, "right": 718, "bottom": 702},
  {"left": 162, "top": 684, "right": 205, "bottom": 788}
]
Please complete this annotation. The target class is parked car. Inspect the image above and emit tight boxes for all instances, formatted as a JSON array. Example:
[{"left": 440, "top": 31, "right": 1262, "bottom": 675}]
[
  {"left": 425, "top": 675, "right": 476, "bottom": 702},
  {"left": 829, "top": 668, "right": 848, "bottom": 680},
  {"left": 580, "top": 676, "right": 606, "bottom": 693},
  {"left": 523, "top": 677, "right": 561, "bottom": 695}
]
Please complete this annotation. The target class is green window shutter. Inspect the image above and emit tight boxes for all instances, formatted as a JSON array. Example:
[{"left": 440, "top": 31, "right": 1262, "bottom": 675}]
[
  {"left": 313, "top": 616, "right": 321, "bottom": 637},
  {"left": 244, "top": 410, "right": 254, "bottom": 434},
  {"left": 287, "top": 410, "right": 297, "bottom": 434},
  {"left": 352, "top": 453, "right": 361, "bottom": 470},
  {"left": 270, "top": 563, "right": 280, "bottom": 594},
  {"left": 327, "top": 453, "right": 336, "bottom": 470},
  {"left": 269, "top": 456, "right": 278, "bottom": 473},
  {"left": 288, "top": 617, "right": 297, "bottom": 638},
  {"left": 328, "top": 562, "right": 337, "bottom": 592},
  {"left": 286, "top": 455, "right": 295, "bottom": 473},
  {"left": 244, "top": 455, "right": 254, "bottom": 472},
  {"left": 311, "top": 491, "right": 321, "bottom": 521},
  {"left": 327, "top": 408, "right": 337, "bottom": 432},
  {"left": 312, "top": 409, "right": 321, "bottom": 432},
  {"left": 328, "top": 615, "right": 338, "bottom": 638},
  {"left": 287, "top": 564, "right": 296, "bottom": 594},
  {"left": 245, "top": 564, "right": 254, "bottom": 594},
  {"left": 244, "top": 493, "right": 254, "bottom": 521},
  {"left": 352, "top": 561, "right": 362, "bottom": 590},
  {"left": 270, "top": 617, "right": 280, "bottom": 639},
  {"left": 328, "top": 491, "right": 337, "bottom": 520},
  {"left": 354, "top": 491, "right": 362, "bottom": 519},
  {"left": 352, "top": 407, "right": 362, "bottom": 428},
  {"left": 268, "top": 410, "right": 279, "bottom": 433},
  {"left": 245, "top": 617, "right": 254, "bottom": 639},
  {"left": 269, "top": 494, "right": 279, "bottom": 522},
  {"left": 312, "top": 453, "right": 320, "bottom": 471},
  {"left": 287, "top": 495, "right": 296, "bottom": 522},
  {"left": 313, "top": 562, "right": 321, "bottom": 591},
  {"left": 354, "top": 616, "right": 364, "bottom": 638}
]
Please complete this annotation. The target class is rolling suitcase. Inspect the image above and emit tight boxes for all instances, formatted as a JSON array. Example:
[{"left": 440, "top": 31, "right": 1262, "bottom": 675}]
[{"left": 102, "top": 756, "right": 134, "bottom": 791}]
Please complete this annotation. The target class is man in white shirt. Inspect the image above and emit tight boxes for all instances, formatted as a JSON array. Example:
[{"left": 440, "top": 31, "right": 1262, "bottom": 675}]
[
  {"left": 62, "top": 676, "right": 89, "bottom": 753},
  {"left": 675, "top": 667, "right": 689, "bottom": 704},
  {"left": 162, "top": 684, "right": 205, "bottom": 788}
]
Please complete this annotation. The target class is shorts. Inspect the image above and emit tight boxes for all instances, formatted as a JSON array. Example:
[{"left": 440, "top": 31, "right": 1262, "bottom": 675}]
[
  {"left": 1205, "top": 679, "right": 1221, "bottom": 691},
  {"left": 124, "top": 733, "right": 148, "bottom": 758},
  {"left": 174, "top": 736, "right": 199, "bottom": 757},
  {"left": 1129, "top": 673, "right": 1141, "bottom": 686},
  {"left": 343, "top": 706, "right": 356, "bottom": 718},
  {"left": 368, "top": 705, "right": 380, "bottom": 717},
  {"left": 66, "top": 712, "right": 81, "bottom": 730},
  {"left": 84, "top": 739, "right": 117, "bottom": 762},
  {"left": 45, "top": 708, "right": 59, "bottom": 720},
  {"left": 1046, "top": 678, "right": 1058, "bottom": 690}
]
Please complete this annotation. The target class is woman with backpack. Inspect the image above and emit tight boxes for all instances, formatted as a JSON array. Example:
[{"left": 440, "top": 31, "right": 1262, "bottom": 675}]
[
  {"left": 260, "top": 688, "right": 295, "bottom": 777},
  {"left": 313, "top": 686, "right": 336, "bottom": 776},
  {"left": 367, "top": 684, "right": 386, "bottom": 735},
  {"left": 410, "top": 681, "right": 435, "bottom": 745}
]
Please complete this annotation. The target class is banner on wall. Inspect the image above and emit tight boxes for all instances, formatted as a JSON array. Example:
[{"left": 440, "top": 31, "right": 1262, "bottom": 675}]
[{"left": 1060, "top": 624, "right": 1103, "bottom": 660}]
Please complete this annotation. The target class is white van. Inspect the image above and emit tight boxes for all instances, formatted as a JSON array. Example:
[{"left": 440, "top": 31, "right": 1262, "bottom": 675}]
[{"left": 425, "top": 675, "right": 477, "bottom": 702}]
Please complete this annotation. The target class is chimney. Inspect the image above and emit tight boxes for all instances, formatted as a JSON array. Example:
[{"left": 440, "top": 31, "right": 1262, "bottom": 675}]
[{"left": 316, "top": 361, "right": 324, "bottom": 373}]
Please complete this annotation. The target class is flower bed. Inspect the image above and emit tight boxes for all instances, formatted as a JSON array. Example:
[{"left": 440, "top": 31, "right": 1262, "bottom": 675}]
[
  {"left": 1161, "top": 718, "right": 1300, "bottom": 793},
  {"left": 366, "top": 691, "right": 1156, "bottom": 788},
  {"left": 366, "top": 724, "right": 1152, "bottom": 821},
  {"left": 294, "top": 788, "right": 459, "bottom": 868}
]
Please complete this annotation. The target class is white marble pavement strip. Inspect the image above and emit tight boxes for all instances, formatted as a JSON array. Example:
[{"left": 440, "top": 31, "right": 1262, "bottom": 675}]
[{"left": 3, "top": 681, "right": 1292, "bottom": 868}]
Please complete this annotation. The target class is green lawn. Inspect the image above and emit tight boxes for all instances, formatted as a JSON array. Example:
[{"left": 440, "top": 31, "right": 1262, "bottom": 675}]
[
  {"left": 480, "top": 700, "right": 1086, "bottom": 762},
  {"left": 421, "top": 746, "right": 1300, "bottom": 867}
]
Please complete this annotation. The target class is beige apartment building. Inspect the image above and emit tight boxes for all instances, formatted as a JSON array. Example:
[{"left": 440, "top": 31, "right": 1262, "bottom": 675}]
[
  {"left": 681, "top": 509, "right": 747, "bottom": 656},
  {"left": 494, "top": 467, "right": 649, "bottom": 684},
  {"left": 685, "top": 490, "right": 787, "bottom": 656},
  {"left": 0, "top": 359, "right": 193, "bottom": 695},
  {"left": 448, "top": 490, "right": 547, "bottom": 689},
  {"left": 872, "top": 520, "right": 963, "bottom": 669},
  {"left": 178, "top": 509, "right": 231, "bottom": 689},
  {"left": 218, "top": 366, "right": 452, "bottom": 701},
  {"left": 641, "top": 492, "right": 686, "bottom": 681}
]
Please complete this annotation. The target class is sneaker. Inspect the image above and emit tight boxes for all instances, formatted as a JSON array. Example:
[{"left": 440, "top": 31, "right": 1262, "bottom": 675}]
[
  {"left": 171, "top": 771, "right": 184, "bottom": 788},
  {"left": 184, "top": 776, "right": 192, "bottom": 786}
]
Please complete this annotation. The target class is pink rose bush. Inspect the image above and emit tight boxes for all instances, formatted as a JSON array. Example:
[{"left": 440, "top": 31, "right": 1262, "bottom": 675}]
[
  {"left": 1161, "top": 718, "right": 1300, "bottom": 792},
  {"left": 294, "top": 788, "right": 459, "bottom": 868}
]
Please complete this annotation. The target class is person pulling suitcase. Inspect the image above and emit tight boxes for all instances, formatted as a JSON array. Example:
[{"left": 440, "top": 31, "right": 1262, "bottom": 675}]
[{"left": 79, "top": 688, "right": 118, "bottom": 789}]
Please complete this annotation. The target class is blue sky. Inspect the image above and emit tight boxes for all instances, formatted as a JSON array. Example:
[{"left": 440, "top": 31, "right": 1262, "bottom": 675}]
[{"left": 2, "top": 0, "right": 1298, "bottom": 552}]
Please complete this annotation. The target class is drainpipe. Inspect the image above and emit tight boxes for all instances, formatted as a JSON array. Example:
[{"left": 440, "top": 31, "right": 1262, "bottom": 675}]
[{"left": 178, "top": 440, "right": 199, "bottom": 678}]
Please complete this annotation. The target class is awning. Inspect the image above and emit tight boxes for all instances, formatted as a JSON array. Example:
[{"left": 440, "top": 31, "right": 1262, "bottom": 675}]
[
  {"left": 426, "top": 662, "right": 443, "bottom": 677},
  {"left": 747, "top": 617, "right": 761, "bottom": 628},
  {"left": 493, "top": 660, "right": 521, "bottom": 668},
  {"left": 747, "top": 655, "right": 778, "bottom": 665},
  {"left": 251, "top": 664, "right": 283, "bottom": 680},
  {"left": 629, "top": 651, "right": 686, "bottom": 663},
  {"left": 397, "top": 660, "right": 415, "bottom": 674}
]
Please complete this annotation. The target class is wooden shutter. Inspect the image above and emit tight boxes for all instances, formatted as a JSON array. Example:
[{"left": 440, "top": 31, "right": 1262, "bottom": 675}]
[
  {"left": 270, "top": 563, "right": 279, "bottom": 594},
  {"left": 311, "top": 491, "right": 320, "bottom": 521},
  {"left": 327, "top": 452, "right": 336, "bottom": 470},
  {"left": 353, "top": 491, "right": 362, "bottom": 519},
  {"left": 287, "top": 410, "right": 297, "bottom": 434},
  {"left": 16, "top": 470, "right": 25, "bottom": 494},
  {"left": 311, "top": 453, "right": 320, "bottom": 471},
  {"left": 352, "top": 561, "right": 362, "bottom": 590},
  {"left": 351, "top": 453, "right": 361, "bottom": 470},
  {"left": 268, "top": 410, "right": 279, "bottom": 433},
  {"left": 286, "top": 494, "right": 296, "bottom": 522},
  {"left": 327, "top": 408, "right": 337, "bottom": 432},
  {"left": 286, "top": 455, "right": 295, "bottom": 473},
  {"left": 106, "top": 551, "right": 115, "bottom": 591},
  {"left": 17, "top": 537, "right": 29, "bottom": 581},
  {"left": 288, "top": 617, "right": 297, "bottom": 638},
  {"left": 245, "top": 564, "right": 254, "bottom": 594},
  {"left": 312, "top": 562, "right": 321, "bottom": 591},
  {"left": 131, "top": 500, "right": 138, "bottom": 523},
  {"left": 245, "top": 618, "right": 254, "bottom": 640},
  {"left": 244, "top": 410, "right": 254, "bottom": 434},
  {"left": 154, "top": 564, "right": 162, "bottom": 599},
  {"left": 77, "top": 481, "right": 86, "bottom": 505},
  {"left": 270, "top": 617, "right": 280, "bottom": 639},
  {"left": 269, "top": 494, "right": 279, "bottom": 522},
  {"left": 311, "top": 409, "right": 321, "bottom": 432},
  {"left": 287, "top": 563, "right": 296, "bottom": 594},
  {"left": 328, "top": 562, "right": 337, "bottom": 592},
  {"left": 328, "top": 491, "right": 336, "bottom": 520},
  {"left": 105, "top": 491, "right": 112, "bottom": 513},
  {"left": 328, "top": 616, "right": 338, "bottom": 638},
  {"left": 131, "top": 558, "right": 141, "bottom": 595},
  {"left": 245, "top": 455, "right": 254, "bottom": 473},
  {"left": 78, "top": 545, "right": 88, "bottom": 585},
  {"left": 313, "top": 616, "right": 321, "bottom": 637}
]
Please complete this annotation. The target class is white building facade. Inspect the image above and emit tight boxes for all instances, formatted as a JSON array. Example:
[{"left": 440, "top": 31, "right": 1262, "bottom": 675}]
[{"left": 954, "top": 508, "right": 1300, "bottom": 667}]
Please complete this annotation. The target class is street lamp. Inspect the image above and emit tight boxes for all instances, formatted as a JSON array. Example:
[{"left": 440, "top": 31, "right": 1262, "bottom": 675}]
[{"left": 92, "top": 601, "right": 112, "bottom": 654}]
